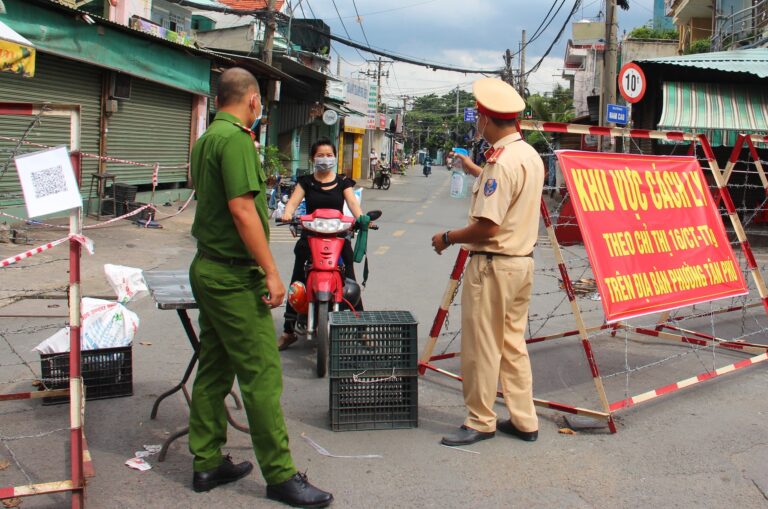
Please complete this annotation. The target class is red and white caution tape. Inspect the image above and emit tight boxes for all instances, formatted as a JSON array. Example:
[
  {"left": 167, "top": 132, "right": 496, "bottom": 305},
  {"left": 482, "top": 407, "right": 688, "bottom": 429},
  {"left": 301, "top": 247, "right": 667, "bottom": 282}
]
[{"left": 1, "top": 234, "right": 93, "bottom": 268}]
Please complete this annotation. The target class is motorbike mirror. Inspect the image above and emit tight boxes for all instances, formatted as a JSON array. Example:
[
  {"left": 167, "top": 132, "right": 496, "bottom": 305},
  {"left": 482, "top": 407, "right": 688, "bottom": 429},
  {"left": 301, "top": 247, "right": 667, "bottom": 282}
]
[{"left": 367, "top": 210, "right": 382, "bottom": 221}]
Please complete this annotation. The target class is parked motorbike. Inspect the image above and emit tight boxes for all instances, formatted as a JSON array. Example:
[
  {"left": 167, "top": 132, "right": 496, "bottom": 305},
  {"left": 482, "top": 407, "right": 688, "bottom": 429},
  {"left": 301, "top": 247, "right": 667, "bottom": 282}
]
[
  {"left": 268, "top": 176, "right": 295, "bottom": 214},
  {"left": 277, "top": 208, "right": 381, "bottom": 377},
  {"left": 423, "top": 159, "right": 432, "bottom": 177},
  {"left": 372, "top": 165, "right": 391, "bottom": 190}
]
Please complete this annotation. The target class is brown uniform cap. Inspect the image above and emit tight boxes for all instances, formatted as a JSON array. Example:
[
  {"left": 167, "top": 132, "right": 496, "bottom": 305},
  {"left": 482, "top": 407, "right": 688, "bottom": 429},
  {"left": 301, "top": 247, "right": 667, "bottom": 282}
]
[{"left": 473, "top": 78, "right": 526, "bottom": 119}]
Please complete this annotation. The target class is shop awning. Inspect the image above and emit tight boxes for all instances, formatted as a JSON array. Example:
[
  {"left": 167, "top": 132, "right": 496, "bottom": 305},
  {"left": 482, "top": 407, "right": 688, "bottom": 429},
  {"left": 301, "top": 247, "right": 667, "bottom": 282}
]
[
  {"left": 0, "top": 19, "right": 35, "bottom": 77},
  {"left": 3, "top": 0, "right": 211, "bottom": 95},
  {"left": 658, "top": 81, "right": 768, "bottom": 146}
]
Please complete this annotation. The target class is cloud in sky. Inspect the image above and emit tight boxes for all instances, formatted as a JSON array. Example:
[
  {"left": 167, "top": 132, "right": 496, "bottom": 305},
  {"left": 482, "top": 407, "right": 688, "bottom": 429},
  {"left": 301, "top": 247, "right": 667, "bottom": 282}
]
[{"left": 296, "top": 0, "right": 658, "bottom": 97}]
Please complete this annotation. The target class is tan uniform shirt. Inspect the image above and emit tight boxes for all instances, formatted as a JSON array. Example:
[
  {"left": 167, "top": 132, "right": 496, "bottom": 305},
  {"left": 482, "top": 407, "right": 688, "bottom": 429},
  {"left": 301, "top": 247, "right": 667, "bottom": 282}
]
[{"left": 465, "top": 132, "right": 544, "bottom": 255}]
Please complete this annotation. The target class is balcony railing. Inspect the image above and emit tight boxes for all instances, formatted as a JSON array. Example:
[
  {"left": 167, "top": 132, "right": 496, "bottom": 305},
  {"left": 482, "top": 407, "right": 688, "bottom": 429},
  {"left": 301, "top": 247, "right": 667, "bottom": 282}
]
[{"left": 712, "top": 0, "right": 768, "bottom": 50}]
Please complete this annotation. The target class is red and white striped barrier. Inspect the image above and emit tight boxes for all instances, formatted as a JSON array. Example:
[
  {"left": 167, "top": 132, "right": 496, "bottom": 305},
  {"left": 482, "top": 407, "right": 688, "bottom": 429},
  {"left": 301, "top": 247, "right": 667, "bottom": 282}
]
[
  {"left": 418, "top": 248, "right": 469, "bottom": 372},
  {"left": 0, "top": 234, "right": 93, "bottom": 268},
  {"left": 518, "top": 120, "right": 698, "bottom": 142},
  {"left": 610, "top": 352, "right": 768, "bottom": 411}
]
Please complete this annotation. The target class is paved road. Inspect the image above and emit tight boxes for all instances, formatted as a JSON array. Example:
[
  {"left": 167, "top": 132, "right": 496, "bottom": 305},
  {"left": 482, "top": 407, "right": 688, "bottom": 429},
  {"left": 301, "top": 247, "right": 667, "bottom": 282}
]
[{"left": 1, "top": 166, "right": 767, "bottom": 508}]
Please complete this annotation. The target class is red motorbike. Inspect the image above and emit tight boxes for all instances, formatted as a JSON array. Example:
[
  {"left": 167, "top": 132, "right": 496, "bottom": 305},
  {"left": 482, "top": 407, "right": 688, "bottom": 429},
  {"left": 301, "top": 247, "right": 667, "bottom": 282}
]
[{"left": 278, "top": 208, "right": 381, "bottom": 377}]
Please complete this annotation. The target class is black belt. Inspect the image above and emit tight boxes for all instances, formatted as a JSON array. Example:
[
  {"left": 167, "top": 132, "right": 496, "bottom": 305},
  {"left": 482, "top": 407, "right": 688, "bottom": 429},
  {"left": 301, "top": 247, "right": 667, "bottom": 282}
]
[
  {"left": 470, "top": 251, "right": 533, "bottom": 259},
  {"left": 198, "top": 251, "right": 259, "bottom": 267}
]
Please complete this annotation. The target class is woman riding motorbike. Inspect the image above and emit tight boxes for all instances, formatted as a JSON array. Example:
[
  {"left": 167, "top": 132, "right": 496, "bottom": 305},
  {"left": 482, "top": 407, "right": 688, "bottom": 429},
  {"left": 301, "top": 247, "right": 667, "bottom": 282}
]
[{"left": 278, "top": 138, "right": 364, "bottom": 350}]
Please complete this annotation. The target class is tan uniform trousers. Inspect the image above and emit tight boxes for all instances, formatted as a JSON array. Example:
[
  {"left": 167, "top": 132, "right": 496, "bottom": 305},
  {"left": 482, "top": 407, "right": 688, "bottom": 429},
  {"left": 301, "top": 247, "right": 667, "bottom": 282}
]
[{"left": 460, "top": 254, "right": 538, "bottom": 433}]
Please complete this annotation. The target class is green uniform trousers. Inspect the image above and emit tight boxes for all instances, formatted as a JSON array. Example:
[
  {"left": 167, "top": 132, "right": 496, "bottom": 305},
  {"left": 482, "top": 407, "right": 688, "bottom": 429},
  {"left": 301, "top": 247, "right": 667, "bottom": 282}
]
[{"left": 188, "top": 254, "right": 296, "bottom": 485}]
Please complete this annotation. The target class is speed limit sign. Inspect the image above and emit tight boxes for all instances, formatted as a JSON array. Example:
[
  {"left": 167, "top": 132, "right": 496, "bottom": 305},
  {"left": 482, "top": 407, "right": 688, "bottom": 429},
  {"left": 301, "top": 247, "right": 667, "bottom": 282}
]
[{"left": 618, "top": 62, "right": 646, "bottom": 103}]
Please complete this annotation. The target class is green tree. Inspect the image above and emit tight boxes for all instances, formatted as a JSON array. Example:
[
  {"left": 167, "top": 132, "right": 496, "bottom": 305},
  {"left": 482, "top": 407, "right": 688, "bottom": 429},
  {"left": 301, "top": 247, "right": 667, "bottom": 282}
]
[
  {"left": 524, "top": 85, "right": 575, "bottom": 151},
  {"left": 628, "top": 27, "right": 679, "bottom": 40},
  {"left": 405, "top": 90, "right": 476, "bottom": 154}
]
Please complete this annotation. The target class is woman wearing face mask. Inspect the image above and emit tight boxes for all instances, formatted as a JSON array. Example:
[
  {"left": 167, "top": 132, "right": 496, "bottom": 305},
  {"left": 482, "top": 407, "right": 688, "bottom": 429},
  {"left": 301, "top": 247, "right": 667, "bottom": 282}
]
[{"left": 278, "top": 138, "right": 364, "bottom": 350}]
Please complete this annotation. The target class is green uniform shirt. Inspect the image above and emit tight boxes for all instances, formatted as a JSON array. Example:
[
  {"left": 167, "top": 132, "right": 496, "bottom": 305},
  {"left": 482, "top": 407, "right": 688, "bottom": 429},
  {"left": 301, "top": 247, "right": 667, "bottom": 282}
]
[{"left": 190, "top": 111, "right": 269, "bottom": 259}]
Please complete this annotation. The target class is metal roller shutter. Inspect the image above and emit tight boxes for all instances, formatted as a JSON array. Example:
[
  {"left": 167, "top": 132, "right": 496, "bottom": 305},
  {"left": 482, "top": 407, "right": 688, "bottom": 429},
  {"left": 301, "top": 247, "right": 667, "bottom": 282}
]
[
  {"left": 298, "top": 124, "right": 313, "bottom": 175},
  {"left": 0, "top": 53, "right": 101, "bottom": 206},
  {"left": 105, "top": 78, "right": 192, "bottom": 186}
]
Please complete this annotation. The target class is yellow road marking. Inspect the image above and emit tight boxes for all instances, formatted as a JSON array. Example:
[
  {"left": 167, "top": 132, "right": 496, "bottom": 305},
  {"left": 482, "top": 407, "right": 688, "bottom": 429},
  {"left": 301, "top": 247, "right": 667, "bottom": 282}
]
[
  {"left": 405, "top": 219, "right": 415, "bottom": 224},
  {"left": 392, "top": 230, "right": 405, "bottom": 237},
  {"left": 374, "top": 246, "right": 390, "bottom": 255},
  {"left": 416, "top": 211, "right": 423, "bottom": 216}
]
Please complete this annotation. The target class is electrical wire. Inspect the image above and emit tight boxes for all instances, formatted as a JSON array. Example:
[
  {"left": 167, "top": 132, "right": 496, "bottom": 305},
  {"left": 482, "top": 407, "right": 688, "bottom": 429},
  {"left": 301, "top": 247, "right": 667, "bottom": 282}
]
[
  {"left": 309, "top": 27, "right": 502, "bottom": 74},
  {"left": 349, "top": 0, "right": 372, "bottom": 48},
  {"left": 306, "top": 0, "right": 368, "bottom": 60},
  {"left": 525, "top": 0, "right": 582, "bottom": 76}
]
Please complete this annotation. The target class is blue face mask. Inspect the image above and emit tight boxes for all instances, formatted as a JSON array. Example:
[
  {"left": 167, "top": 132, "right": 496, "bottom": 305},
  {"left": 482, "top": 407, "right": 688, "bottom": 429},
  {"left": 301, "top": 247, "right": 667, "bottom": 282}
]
[{"left": 251, "top": 109, "right": 262, "bottom": 131}]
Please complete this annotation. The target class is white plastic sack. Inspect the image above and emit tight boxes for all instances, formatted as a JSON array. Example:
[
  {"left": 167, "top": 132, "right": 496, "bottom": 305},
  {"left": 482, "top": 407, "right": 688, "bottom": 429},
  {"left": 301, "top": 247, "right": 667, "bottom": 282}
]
[
  {"left": 343, "top": 187, "right": 363, "bottom": 218},
  {"left": 34, "top": 298, "right": 139, "bottom": 354},
  {"left": 104, "top": 264, "right": 148, "bottom": 304}
]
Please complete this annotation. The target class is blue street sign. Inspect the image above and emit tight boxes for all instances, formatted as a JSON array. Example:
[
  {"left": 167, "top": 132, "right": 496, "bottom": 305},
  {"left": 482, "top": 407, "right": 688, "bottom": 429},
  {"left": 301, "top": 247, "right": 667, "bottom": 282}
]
[
  {"left": 464, "top": 107, "right": 477, "bottom": 122},
  {"left": 607, "top": 104, "right": 629, "bottom": 125}
]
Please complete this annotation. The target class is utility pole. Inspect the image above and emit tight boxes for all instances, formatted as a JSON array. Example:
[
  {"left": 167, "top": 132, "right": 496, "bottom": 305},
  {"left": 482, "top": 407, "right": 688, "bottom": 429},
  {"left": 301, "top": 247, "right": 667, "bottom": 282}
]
[
  {"left": 260, "top": 0, "right": 278, "bottom": 146},
  {"left": 519, "top": 29, "right": 526, "bottom": 98},
  {"left": 600, "top": 0, "right": 618, "bottom": 151},
  {"left": 363, "top": 58, "right": 390, "bottom": 168},
  {"left": 502, "top": 49, "right": 514, "bottom": 87},
  {"left": 455, "top": 85, "right": 460, "bottom": 116},
  {"left": 262, "top": 0, "right": 278, "bottom": 65}
]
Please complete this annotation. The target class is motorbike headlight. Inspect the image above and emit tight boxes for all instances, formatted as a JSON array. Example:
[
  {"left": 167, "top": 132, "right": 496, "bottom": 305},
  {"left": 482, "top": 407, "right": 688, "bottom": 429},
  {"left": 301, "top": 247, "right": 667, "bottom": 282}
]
[
  {"left": 281, "top": 195, "right": 289, "bottom": 204},
  {"left": 301, "top": 218, "right": 351, "bottom": 233}
]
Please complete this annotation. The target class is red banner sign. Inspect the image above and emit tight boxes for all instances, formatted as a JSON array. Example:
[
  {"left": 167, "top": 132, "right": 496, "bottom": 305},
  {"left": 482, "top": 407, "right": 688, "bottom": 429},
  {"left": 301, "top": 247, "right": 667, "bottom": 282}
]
[{"left": 557, "top": 150, "right": 748, "bottom": 323}]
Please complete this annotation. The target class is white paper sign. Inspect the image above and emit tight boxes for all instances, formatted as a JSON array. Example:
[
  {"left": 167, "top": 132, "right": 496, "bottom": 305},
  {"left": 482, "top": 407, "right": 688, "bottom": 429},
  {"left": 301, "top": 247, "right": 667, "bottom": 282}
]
[{"left": 14, "top": 146, "right": 82, "bottom": 218}]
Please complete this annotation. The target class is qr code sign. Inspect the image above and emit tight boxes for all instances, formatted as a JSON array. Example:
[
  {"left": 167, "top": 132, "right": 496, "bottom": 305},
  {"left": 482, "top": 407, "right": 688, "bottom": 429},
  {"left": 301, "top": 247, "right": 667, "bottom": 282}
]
[{"left": 31, "top": 165, "right": 68, "bottom": 198}]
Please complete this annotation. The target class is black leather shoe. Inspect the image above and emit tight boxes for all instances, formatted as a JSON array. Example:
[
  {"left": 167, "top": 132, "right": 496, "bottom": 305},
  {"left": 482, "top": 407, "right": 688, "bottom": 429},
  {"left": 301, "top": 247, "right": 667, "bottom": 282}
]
[
  {"left": 497, "top": 420, "right": 538, "bottom": 442},
  {"left": 267, "top": 472, "right": 333, "bottom": 508},
  {"left": 192, "top": 455, "right": 254, "bottom": 492},
  {"left": 440, "top": 425, "right": 495, "bottom": 446}
]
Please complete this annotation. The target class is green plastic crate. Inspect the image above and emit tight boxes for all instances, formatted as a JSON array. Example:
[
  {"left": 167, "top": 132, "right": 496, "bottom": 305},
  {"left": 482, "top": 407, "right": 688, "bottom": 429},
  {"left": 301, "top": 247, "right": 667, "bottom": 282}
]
[
  {"left": 330, "top": 372, "right": 418, "bottom": 431},
  {"left": 329, "top": 311, "right": 418, "bottom": 376}
]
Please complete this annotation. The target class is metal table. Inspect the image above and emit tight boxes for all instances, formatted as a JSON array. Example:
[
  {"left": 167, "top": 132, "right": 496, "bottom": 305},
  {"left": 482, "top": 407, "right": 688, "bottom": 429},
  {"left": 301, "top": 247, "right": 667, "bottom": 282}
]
[{"left": 144, "top": 270, "right": 249, "bottom": 462}]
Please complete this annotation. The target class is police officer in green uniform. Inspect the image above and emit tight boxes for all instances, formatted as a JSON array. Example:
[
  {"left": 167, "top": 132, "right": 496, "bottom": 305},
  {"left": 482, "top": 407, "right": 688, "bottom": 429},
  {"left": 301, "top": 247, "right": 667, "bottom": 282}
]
[{"left": 188, "top": 67, "right": 333, "bottom": 508}]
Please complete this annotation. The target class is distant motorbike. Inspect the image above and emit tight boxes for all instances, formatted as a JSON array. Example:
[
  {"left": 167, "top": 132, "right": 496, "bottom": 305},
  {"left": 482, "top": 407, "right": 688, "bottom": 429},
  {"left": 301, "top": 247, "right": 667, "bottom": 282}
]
[
  {"left": 372, "top": 166, "right": 391, "bottom": 190},
  {"left": 423, "top": 159, "right": 432, "bottom": 177}
]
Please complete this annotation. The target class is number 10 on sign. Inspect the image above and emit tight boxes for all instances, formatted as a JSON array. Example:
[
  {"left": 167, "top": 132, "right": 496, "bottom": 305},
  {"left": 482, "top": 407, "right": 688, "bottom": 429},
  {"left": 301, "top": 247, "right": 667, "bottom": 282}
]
[{"left": 618, "top": 62, "right": 646, "bottom": 104}]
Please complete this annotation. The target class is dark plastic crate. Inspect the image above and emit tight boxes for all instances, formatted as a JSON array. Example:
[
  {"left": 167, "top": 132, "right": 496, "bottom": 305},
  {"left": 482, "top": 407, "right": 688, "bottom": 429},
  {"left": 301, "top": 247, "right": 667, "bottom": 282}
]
[
  {"left": 329, "top": 311, "right": 418, "bottom": 375},
  {"left": 125, "top": 202, "right": 153, "bottom": 222},
  {"left": 40, "top": 345, "right": 133, "bottom": 405},
  {"left": 330, "top": 373, "right": 418, "bottom": 431}
]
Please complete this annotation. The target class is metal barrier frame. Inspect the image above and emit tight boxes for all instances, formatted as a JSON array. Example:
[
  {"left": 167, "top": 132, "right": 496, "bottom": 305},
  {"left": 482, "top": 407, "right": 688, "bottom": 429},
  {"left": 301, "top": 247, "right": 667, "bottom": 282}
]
[
  {"left": 0, "top": 102, "right": 89, "bottom": 507},
  {"left": 419, "top": 121, "right": 768, "bottom": 433}
]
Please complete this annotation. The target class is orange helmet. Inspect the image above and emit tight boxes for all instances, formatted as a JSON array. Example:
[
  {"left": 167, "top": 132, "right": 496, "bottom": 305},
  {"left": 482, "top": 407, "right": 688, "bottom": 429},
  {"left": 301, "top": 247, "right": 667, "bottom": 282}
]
[{"left": 288, "top": 281, "right": 308, "bottom": 314}]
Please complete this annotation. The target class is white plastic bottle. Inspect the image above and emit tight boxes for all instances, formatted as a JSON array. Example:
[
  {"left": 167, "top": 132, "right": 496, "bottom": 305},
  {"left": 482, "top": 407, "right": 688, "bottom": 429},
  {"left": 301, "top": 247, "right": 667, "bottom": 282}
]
[{"left": 450, "top": 148, "right": 468, "bottom": 198}]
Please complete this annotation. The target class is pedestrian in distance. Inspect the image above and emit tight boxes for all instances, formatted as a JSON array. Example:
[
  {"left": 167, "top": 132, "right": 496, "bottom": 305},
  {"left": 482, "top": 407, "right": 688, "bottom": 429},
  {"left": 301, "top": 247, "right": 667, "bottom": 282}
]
[
  {"left": 369, "top": 148, "right": 378, "bottom": 179},
  {"left": 188, "top": 67, "right": 333, "bottom": 508},
  {"left": 278, "top": 138, "right": 365, "bottom": 350},
  {"left": 432, "top": 78, "right": 544, "bottom": 447}
]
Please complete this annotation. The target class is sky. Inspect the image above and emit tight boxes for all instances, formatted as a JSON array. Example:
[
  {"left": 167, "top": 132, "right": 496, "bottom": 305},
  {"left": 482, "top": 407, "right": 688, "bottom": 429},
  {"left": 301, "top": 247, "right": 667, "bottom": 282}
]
[{"left": 288, "top": 0, "right": 660, "bottom": 105}]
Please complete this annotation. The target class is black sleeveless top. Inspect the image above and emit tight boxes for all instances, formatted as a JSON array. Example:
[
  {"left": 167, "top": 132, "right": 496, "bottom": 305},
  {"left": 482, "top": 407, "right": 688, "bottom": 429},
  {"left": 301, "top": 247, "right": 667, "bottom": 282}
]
[{"left": 297, "top": 174, "right": 355, "bottom": 214}]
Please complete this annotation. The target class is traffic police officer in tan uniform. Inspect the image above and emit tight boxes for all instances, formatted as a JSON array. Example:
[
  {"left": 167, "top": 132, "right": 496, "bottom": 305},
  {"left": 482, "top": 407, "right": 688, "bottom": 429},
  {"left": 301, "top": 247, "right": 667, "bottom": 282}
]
[
  {"left": 432, "top": 78, "right": 544, "bottom": 446},
  {"left": 189, "top": 67, "right": 332, "bottom": 507}
]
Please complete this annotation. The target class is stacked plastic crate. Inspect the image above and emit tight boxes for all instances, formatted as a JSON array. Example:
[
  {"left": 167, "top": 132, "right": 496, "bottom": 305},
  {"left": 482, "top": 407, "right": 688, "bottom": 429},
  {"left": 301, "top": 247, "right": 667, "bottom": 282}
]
[{"left": 328, "top": 311, "right": 419, "bottom": 431}]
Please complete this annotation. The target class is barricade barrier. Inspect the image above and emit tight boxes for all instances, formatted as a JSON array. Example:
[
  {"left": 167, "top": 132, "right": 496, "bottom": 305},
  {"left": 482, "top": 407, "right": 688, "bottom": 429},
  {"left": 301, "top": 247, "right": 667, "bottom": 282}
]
[{"left": 419, "top": 121, "right": 768, "bottom": 433}]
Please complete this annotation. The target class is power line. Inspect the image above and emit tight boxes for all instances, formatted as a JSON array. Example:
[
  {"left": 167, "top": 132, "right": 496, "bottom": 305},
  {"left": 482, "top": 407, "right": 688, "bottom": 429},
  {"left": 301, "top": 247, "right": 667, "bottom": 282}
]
[
  {"left": 525, "top": 0, "right": 582, "bottom": 77},
  {"left": 349, "top": 0, "right": 372, "bottom": 48},
  {"left": 308, "top": 27, "right": 502, "bottom": 74},
  {"left": 306, "top": 0, "right": 367, "bottom": 60}
]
